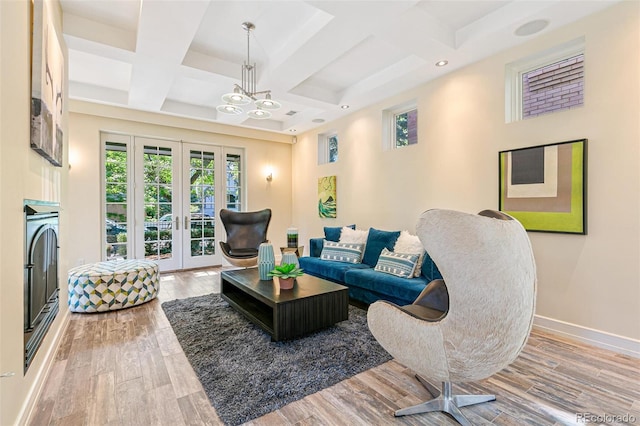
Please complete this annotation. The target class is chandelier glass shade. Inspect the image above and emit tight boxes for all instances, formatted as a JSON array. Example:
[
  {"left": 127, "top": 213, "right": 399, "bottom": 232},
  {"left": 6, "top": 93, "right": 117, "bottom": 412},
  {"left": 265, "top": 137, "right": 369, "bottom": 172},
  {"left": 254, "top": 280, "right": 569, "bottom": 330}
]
[{"left": 217, "top": 22, "right": 280, "bottom": 120}]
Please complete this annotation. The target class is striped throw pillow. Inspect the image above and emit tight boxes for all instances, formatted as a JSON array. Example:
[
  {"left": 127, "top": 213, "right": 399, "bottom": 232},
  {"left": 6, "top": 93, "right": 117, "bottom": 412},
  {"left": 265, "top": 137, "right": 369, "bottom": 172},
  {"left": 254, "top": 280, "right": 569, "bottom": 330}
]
[
  {"left": 320, "top": 240, "right": 364, "bottom": 264},
  {"left": 374, "top": 248, "right": 419, "bottom": 278}
]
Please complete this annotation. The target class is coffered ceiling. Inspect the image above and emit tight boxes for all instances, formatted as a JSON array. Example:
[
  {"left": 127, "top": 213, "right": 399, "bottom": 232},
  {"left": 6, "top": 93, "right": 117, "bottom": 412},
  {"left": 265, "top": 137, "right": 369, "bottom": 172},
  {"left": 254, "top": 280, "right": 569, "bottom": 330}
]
[{"left": 61, "top": 0, "right": 618, "bottom": 134}]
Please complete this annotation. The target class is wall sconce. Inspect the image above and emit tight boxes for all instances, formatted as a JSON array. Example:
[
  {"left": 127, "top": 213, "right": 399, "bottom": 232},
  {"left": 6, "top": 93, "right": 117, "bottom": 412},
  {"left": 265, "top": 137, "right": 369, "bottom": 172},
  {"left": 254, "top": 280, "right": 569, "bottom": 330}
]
[{"left": 266, "top": 172, "right": 273, "bottom": 182}]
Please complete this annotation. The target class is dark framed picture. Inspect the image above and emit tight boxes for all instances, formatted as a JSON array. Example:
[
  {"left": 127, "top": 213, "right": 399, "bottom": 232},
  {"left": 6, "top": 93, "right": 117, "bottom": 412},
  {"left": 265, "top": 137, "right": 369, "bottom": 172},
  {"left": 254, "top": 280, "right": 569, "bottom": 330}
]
[{"left": 499, "top": 139, "right": 587, "bottom": 234}]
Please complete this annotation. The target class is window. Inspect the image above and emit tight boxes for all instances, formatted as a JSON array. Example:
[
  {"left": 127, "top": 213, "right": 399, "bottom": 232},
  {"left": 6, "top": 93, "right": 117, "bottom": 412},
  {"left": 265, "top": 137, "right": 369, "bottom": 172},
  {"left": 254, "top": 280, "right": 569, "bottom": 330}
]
[
  {"left": 382, "top": 100, "right": 418, "bottom": 150},
  {"left": 522, "top": 54, "right": 583, "bottom": 118},
  {"left": 506, "top": 38, "right": 584, "bottom": 122},
  {"left": 394, "top": 108, "right": 418, "bottom": 147},
  {"left": 226, "top": 151, "right": 242, "bottom": 211},
  {"left": 318, "top": 132, "right": 338, "bottom": 164},
  {"left": 104, "top": 137, "right": 131, "bottom": 260}
]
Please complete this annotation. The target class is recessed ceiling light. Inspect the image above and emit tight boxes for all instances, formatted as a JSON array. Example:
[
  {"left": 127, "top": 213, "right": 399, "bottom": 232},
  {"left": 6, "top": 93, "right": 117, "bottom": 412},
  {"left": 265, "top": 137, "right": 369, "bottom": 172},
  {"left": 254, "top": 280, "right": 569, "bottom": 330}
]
[
  {"left": 312, "top": 118, "right": 325, "bottom": 123},
  {"left": 340, "top": 105, "right": 349, "bottom": 109},
  {"left": 515, "top": 19, "right": 549, "bottom": 37},
  {"left": 435, "top": 60, "right": 448, "bottom": 67},
  {"left": 289, "top": 129, "right": 297, "bottom": 132}
]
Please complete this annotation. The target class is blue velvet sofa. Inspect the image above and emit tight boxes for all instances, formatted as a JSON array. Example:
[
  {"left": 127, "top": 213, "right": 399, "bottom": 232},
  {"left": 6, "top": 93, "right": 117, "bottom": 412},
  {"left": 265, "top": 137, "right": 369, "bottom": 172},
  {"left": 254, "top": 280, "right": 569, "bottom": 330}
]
[{"left": 298, "top": 227, "right": 442, "bottom": 306}]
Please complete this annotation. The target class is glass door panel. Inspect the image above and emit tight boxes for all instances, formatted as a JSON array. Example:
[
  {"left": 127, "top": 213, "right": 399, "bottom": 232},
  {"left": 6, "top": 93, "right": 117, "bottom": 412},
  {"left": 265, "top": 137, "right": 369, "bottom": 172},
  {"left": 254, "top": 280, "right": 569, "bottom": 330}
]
[
  {"left": 103, "top": 135, "right": 132, "bottom": 260},
  {"left": 226, "top": 153, "right": 242, "bottom": 211},
  {"left": 135, "top": 139, "right": 181, "bottom": 271},
  {"left": 182, "top": 144, "right": 222, "bottom": 268}
]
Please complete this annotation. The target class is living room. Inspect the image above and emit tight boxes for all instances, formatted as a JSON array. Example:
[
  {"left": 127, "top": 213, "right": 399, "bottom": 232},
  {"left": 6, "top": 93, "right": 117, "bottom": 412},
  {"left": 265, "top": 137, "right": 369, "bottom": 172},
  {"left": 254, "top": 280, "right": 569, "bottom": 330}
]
[{"left": 1, "top": 0, "right": 638, "bottom": 425}]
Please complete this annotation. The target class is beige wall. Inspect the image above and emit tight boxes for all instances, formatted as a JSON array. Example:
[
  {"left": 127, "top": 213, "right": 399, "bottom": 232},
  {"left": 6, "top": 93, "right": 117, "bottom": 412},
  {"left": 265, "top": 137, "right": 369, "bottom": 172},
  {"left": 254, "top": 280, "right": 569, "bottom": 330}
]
[
  {"left": 0, "top": 0, "right": 70, "bottom": 424},
  {"left": 67, "top": 106, "right": 293, "bottom": 267},
  {"left": 292, "top": 2, "right": 640, "bottom": 342}
]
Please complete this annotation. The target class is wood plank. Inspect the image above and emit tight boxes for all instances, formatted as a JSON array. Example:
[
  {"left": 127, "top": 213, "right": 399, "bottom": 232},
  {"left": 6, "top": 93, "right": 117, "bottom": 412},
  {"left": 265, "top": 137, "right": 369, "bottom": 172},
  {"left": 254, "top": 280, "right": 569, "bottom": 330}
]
[{"left": 29, "top": 267, "right": 640, "bottom": 426}]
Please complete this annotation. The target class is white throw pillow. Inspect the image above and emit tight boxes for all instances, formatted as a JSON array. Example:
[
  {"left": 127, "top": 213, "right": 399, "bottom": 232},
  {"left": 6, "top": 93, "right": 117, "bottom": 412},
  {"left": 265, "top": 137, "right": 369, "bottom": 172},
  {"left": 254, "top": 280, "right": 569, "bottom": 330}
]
[
  {"left": 339, "top": 226, "right": 369, "bottom": 245},
  {"left": 394, "top": 230, "right": 425, "bottom": 277}
]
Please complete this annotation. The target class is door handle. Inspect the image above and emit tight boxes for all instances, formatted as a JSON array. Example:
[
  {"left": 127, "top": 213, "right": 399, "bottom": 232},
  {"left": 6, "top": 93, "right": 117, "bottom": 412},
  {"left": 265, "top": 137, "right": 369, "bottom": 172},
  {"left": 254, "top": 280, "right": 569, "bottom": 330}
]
[
  {"left": 185, "top": 215, "right": 190, "bottom": 229},
  {"left": 175, "top": 215, "right": 180, "bottom": 230}
]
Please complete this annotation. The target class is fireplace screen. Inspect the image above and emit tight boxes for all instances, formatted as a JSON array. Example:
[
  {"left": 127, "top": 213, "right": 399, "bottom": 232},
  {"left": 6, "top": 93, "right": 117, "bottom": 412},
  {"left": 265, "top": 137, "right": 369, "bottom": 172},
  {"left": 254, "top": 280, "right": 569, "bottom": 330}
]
[{"left": 24, "top": 200, "right": 59, "bottom": 372}]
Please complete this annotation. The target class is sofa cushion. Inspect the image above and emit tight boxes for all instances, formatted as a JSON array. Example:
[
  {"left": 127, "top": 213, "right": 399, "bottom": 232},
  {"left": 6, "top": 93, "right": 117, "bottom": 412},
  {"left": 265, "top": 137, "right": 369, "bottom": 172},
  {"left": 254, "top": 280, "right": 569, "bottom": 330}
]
[
  {"left": 309, "top": 238, "right": 324, "bottom": 257},
  {"left": 299, "top": 256, "right": 368, "bottom": 283},
  {"left": 362, "top": 228, "right": 401, "bottom": 267},
  {"left": 394, "top": 230, "right": 426, "bottom": 277},
  {"left": 320, "top": 241, "right": 364, "bottom": 264},
  {"left": 324, "top": 224, "right": 355, "bottom": 242},
  {"left": 344, "top": 268, "right": 428, "bottom": 305},
  {"left": 374, "top": 248, "right": 420, "bottom": 278}
]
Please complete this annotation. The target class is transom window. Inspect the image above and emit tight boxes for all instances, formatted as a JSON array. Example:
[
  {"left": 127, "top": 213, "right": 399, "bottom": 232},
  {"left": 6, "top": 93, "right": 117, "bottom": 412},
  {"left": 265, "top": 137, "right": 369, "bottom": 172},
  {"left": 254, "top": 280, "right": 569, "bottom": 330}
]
[
  {"left": 318, "top": 132, "right": 338, "bottom": 164},
  {"left": 382, "top": 100, "right": 418, "bottom": 150},
  {"left": 506, "top": 38, "right": 585, "bottom": 122},
  {"left": 394, "top": 108, "right": 418, "bottom": 147}
]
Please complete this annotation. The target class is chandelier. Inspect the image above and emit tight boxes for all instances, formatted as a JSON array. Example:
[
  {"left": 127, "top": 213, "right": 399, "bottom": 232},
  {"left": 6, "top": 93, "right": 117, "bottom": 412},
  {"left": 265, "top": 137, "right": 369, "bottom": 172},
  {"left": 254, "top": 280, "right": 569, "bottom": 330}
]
[{"left": 216, "top": 22, "right": 281, "bottom": 120}]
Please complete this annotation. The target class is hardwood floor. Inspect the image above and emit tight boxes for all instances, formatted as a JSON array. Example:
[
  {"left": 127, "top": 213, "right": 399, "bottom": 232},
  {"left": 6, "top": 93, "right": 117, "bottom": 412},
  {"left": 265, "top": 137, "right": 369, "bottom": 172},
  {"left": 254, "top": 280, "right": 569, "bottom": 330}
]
[{"left": 30, "top": 268, "right": 639, "bottom": 425}]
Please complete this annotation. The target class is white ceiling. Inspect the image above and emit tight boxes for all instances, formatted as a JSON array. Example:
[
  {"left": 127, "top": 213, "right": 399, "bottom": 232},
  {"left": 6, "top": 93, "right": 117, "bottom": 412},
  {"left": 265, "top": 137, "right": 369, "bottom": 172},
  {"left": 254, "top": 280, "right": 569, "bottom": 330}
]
[{"left": 61, "top": 0, "right": 618, "bottom": 135}]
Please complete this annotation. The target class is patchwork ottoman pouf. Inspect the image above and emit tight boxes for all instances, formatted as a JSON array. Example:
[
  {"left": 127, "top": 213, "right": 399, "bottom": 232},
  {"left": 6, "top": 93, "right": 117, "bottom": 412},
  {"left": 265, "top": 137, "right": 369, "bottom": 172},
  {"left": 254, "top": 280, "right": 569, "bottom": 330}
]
[{"left": 68, "top": 259, "right": 159, "bottom": 313}]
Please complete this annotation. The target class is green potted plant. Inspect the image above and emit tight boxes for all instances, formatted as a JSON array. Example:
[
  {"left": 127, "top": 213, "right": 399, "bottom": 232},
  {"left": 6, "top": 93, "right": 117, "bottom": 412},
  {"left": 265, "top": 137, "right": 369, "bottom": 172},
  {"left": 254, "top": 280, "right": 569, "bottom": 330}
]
[{"left": 268, "top": 263, "right": 304, "bottom": 290}]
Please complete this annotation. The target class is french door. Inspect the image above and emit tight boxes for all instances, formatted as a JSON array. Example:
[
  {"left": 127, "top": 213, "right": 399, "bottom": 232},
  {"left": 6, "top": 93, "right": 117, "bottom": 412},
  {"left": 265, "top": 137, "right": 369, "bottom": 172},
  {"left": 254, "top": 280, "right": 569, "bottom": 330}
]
[
  {"left": 103, "top": 133, "right": 242, "bottom": 271},
  {"left": 181, "top": 143, "right": 222, "bottom": 269},
  {"left": 134, "top": 138, "right": 183, "bottom": 271}
]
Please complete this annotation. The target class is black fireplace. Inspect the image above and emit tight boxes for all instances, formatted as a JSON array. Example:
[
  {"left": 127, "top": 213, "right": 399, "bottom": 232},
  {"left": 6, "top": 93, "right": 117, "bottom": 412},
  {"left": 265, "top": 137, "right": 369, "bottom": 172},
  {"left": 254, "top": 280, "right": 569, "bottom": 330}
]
[{"left": 24, "top": 200, "right": 59, "bottom": 372}]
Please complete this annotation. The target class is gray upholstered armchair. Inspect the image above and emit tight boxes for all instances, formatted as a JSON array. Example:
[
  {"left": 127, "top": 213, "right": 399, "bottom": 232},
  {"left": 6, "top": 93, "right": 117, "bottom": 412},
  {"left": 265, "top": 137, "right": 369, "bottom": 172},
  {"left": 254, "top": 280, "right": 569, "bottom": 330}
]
[
  {"left": 367, "top": 209, "right": 536, "bottom": 425},
  {"left": 219, "top": 208, "right": 272, "bottom": 267}
]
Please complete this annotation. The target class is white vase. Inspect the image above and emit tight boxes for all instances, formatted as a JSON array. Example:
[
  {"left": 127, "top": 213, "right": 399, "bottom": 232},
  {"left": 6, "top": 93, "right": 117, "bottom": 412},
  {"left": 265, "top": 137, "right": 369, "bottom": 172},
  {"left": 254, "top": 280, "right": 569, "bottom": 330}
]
[{"left": 257, "top": 242, "right": 275, "bottom": 280}]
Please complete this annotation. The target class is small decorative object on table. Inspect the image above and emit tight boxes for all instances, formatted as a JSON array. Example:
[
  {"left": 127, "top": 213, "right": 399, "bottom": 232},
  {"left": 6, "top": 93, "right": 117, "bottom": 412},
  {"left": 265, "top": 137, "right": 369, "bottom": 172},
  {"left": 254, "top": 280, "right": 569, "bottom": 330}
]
[
  {"left": 281, "top": 251, "right": 299, "bottom": 267},
  {"left": 258, "top": 242, "right": 275, "bottom": 280},
  {"left": 268, "top": 263, "right": 304, "bottom": 290},
  {"left": 287, "top": 227, "right": 298, "bottom": 248}
]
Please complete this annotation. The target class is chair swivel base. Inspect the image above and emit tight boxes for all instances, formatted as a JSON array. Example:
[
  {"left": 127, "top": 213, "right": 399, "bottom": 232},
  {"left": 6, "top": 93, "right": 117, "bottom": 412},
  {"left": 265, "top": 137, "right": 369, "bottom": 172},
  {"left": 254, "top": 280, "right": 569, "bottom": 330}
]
[{"left": 395, "top": 376, "right": 495, "bottom": 426}]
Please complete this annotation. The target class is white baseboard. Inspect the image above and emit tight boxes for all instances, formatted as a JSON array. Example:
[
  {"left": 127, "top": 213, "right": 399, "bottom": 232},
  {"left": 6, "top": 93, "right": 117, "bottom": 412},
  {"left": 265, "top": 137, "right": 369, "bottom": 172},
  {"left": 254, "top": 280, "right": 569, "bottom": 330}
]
[
  {"left": 534, "top": 315, "right": 640, "bottom": 358},
  {"left": 17, "top": 309, "right": 71, "bottom": 426}
]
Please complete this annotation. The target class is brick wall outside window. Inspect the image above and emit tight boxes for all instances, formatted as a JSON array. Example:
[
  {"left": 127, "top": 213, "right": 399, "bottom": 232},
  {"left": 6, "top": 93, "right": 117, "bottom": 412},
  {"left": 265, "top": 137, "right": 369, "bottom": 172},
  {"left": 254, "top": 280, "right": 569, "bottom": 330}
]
[{"left": 522, "top": 54, "right": 584, "bottom": 118}]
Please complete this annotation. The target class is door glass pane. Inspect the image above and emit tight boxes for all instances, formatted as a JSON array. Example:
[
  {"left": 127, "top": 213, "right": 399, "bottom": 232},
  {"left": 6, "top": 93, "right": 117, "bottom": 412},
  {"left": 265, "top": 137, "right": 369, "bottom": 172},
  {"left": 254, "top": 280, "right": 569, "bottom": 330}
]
[
  {"left": 189, "top": 150, "right": 215, "bottom": 257},
  {"left": 105, "top": 142, "right": 128, "bottom": 260},
  {"left": 143, "top": 146, "right": 174, "bottom": 260},
  {"left": 226, "top": 153, "right": 242, "bottom": 211}
]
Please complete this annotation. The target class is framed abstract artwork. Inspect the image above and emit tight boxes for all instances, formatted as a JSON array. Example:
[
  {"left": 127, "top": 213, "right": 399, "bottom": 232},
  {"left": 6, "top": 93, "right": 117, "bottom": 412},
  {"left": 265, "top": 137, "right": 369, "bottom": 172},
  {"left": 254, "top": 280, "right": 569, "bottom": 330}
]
[
  {"left": 499, "top": 139, "right": 587, "bottom": 234},
  {"left": 318, "top": 176, "right": 337, "bottom": 218},
  {"left": 30, "top": 0, "right": 64, "bottom": 167}
]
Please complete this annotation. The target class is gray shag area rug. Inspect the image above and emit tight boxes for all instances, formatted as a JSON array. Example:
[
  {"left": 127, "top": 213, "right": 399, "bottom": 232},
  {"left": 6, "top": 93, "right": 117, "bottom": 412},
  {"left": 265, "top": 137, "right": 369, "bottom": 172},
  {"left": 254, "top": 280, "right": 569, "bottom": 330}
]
[{"left": 161, "top": 293, "right": 392, "bottom": 426}]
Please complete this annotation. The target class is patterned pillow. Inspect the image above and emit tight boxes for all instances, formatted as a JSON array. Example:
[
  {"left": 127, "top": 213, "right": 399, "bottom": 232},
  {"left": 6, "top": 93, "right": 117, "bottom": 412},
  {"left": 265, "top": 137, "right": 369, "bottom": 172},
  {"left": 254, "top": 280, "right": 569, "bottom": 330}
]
[
  {"left": 320, "top": 240, "right": 364, "bottom": 264},
  {"left": 394, "top": 230, "right": 426, "bottom": 278},
  {"left": 374, "top": 248, "right": 420, "bottom": 278}
]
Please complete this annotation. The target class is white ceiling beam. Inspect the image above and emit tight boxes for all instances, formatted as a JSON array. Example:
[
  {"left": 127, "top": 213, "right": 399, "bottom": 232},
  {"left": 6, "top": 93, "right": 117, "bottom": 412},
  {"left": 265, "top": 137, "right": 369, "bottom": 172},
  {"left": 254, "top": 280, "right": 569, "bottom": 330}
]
[
  {"left": 69, "top": 81, "right": 129, "bottom": 106},
  {"left": 63, "top": 13, "right": 136, "bottom": 52},
  {"left": 128, "top": 0, "right": 210, "bottom": 110},
  {"left": 339, "top": 55, "right": 426, "bottom": 102},
  {"left": 266, "top": 1, "right": 420, "bottom": 96}
]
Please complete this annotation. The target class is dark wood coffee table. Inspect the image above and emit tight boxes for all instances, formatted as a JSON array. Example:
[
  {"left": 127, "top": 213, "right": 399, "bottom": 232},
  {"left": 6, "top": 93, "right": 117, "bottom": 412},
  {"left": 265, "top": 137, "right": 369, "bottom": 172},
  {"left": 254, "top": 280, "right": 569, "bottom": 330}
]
[{"left": 221, "top": 268, "right": 349, "bottom": 341}]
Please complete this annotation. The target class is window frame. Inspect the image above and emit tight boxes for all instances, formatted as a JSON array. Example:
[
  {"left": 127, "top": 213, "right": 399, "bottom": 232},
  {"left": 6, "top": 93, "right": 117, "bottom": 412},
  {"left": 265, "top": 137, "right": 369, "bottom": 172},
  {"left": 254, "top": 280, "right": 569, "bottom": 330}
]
[
  {"left": 101, "top": 132, "right": 134, "bottom": 261},
  {"left": 382, "top": 99, "right": 418, "bottom": 150},
  {"left": 318, "top": 131, "right": 338, "bottom": 165},
  {"left": 505, "top": 37, "right": 585, "bottom": 123}
]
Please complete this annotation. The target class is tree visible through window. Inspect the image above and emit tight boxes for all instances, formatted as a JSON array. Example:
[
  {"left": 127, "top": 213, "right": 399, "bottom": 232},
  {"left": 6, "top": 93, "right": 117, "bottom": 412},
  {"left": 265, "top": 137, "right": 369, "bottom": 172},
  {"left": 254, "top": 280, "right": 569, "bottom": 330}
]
[
  {"left": 328, "top": 135, "right": 338, "bottom": 162},
  {"left": 318, "top": 132, "right": 338, "bottom": 164},
  {"left": 105, "top": 141, "right": 129, "bottom": 260},
  {"left": 395, "top": 108, "right": 418, "bottom": 147}
]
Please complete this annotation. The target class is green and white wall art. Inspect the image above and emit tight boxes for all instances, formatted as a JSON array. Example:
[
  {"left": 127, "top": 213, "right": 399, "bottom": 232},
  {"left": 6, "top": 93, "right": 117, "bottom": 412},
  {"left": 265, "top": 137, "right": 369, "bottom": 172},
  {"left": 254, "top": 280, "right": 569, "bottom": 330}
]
[
  {"left": 499, "top": 139, "right": 587, "bottom": 234},
  {"left": 318, "top": 176, "right": 337, "bottom": 218}
]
